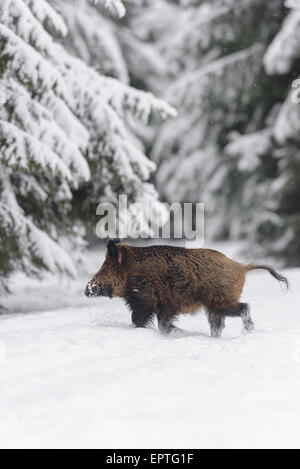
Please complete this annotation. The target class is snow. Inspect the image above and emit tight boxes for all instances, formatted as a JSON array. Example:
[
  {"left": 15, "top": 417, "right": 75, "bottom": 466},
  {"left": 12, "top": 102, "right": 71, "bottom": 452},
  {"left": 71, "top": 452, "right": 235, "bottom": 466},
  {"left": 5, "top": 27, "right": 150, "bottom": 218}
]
[
  {"left": 158, "top": 0, "right": 257, "bottom": 73},
  {"left": 0, "top": 24, "right": 66, "bottom": 96},
  {"left": 264, "top": 9, "right": 300, "bottom": 75},
  {"left": 273, "top": 91, "right": 300, "bottom": 144},
  {"left": 97, "top": 0, "right": 126, "bottom": 19},
  {"left": 154, "top": 43, "right": 264, "bottom": 203},
  {"left": 60, "top": 2, "right": 129, "bottom": 83},
  {"left": 0, "top": 245, "right": 299, "bottom": 449},
  {"left": 2, "top": 79, "right": 90, "bottom": 183},
  {"left": 226, "top": 130, "right": 272, "bottom": 172},
  {"left": 166, "top": 44, "right": 263, "bottom": 106},
  {"left": 286, "top": 0, "right": 300, "bottom": 9},
  {"left": 0, "top": 120, "right": 73, "bottom": 181},
  {"left": 22, "top": 0, "right": 68, "bottom": 36}
]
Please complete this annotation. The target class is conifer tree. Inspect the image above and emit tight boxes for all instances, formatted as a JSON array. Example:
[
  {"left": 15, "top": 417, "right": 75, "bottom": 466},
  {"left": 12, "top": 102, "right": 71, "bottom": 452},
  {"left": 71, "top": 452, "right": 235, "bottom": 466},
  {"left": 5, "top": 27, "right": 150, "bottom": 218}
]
[
  {"left": 142, "top": 0, "right": 300, "bottom": 266},
  {"left": 0, "top": 0, "right": 175, "bottom": 293},
  {"left": 224, "top": 0, "right": 300, "bottom": 264},
  {"left": 152, "top": 0, "right": 283, "bottom": 219}
]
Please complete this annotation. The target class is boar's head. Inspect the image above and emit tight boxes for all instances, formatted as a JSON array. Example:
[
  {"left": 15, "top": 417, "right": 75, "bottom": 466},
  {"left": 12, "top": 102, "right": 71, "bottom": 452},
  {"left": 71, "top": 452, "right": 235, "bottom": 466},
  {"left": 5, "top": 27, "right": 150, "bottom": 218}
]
[{"left": 85, "top": 240, "right": 129, "bottom": 299}]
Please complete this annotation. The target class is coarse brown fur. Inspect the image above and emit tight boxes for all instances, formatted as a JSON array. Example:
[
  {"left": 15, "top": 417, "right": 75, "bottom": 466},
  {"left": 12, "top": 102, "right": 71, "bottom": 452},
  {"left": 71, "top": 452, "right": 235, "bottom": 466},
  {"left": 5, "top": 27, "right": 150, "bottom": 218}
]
[{"left": 85, "top": 240, "right": 289, "bottom": 338}]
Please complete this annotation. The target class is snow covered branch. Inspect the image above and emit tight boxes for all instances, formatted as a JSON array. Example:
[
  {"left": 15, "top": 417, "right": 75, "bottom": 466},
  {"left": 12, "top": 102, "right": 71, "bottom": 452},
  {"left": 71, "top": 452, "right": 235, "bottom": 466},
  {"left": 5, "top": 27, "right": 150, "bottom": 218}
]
[
  {"left": 92, "top": 0, "right": 126, "bottom": 18},
  {"left": 264, "top": 9, "right": 300, "bottom": 74},
  {"left": 0, "top": 0, "right": 177, "bottom": 287}
]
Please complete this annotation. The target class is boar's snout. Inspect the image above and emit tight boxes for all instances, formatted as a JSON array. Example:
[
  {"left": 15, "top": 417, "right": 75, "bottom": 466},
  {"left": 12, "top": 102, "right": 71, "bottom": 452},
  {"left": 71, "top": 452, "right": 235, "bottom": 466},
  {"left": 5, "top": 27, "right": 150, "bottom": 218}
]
[
  {"left": 85, "top": 281, "right": 102, "bottom": 298},
  {"left": 84, "top": 281, "right": 113, "bottom": 299}
]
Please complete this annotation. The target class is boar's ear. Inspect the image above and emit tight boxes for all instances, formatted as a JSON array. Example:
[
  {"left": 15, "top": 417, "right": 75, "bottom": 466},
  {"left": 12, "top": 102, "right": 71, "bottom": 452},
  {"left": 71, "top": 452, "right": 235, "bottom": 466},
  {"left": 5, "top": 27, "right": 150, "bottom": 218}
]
[
  {"left": 117, "top": 246, "right": 127, "bottom": 265},
  {"left": 107, "top": 239, "right": 119, "bottom": 260},
  {"left": 107, "top": 240, "right": 127, "bottom": 265}
]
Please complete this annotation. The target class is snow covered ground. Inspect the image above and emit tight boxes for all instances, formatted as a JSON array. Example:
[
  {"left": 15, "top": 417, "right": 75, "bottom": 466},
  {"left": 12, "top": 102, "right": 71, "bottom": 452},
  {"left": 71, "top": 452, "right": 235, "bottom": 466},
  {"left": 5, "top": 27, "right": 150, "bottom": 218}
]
[{"left": 0, "top": 244, "right": 300, "bottom": 449}]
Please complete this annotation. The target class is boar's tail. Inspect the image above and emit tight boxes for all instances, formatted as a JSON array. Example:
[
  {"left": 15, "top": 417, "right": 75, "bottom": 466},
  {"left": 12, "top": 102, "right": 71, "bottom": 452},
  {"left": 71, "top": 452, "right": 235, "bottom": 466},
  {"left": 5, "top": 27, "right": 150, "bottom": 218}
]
[{"left": 245, "top": 264, "right": 290, "bottom": 292}]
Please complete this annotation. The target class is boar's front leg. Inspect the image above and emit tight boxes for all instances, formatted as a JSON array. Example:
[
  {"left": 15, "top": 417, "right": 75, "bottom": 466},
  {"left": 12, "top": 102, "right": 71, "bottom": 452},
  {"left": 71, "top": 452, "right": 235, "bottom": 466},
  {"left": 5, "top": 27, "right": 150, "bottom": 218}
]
[
  {"left": 126, "top": 292, "right": 155, "bottom": 328},
  {"left": 157, "top": 310, "right": 178, "bottom": 335},
  {"left": 131, "top": 308, "right": 154, "bottom": 328}
]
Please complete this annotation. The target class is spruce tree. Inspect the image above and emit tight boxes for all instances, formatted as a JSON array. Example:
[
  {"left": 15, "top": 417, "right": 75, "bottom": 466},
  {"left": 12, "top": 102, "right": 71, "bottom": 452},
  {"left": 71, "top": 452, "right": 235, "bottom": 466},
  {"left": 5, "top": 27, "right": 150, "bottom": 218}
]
[
  {"left": 151, "top": 0, "right": 283, "bottom": 220},
  {"left": 150, "top": 0, "right": 300, "bottom": 265},
  {"left": 0, "top": 0, "right": 175, "bottom": 293},
  {"left": 225, "top": 0, "right": 300, "bottom": 264}
]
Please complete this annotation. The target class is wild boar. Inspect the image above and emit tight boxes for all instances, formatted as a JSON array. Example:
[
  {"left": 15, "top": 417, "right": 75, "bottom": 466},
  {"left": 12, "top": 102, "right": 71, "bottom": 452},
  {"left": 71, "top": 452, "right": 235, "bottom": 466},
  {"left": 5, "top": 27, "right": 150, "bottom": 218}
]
[{"left": 85, "top": 240, "right": 289, "bottom": 338}]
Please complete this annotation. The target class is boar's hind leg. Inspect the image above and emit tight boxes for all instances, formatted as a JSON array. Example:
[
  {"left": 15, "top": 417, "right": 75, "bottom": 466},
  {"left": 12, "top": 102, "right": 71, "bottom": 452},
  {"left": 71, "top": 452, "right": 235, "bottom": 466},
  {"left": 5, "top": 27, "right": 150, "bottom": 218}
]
[
  {"left": 238, "top": 303, "right": 254, "bottom": 332},
  {"left": 206, "top": 311, "right": 226, "bottom": 338},
  {"left": 226, "top": 302, "right": 254, "bottom": 332}
]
